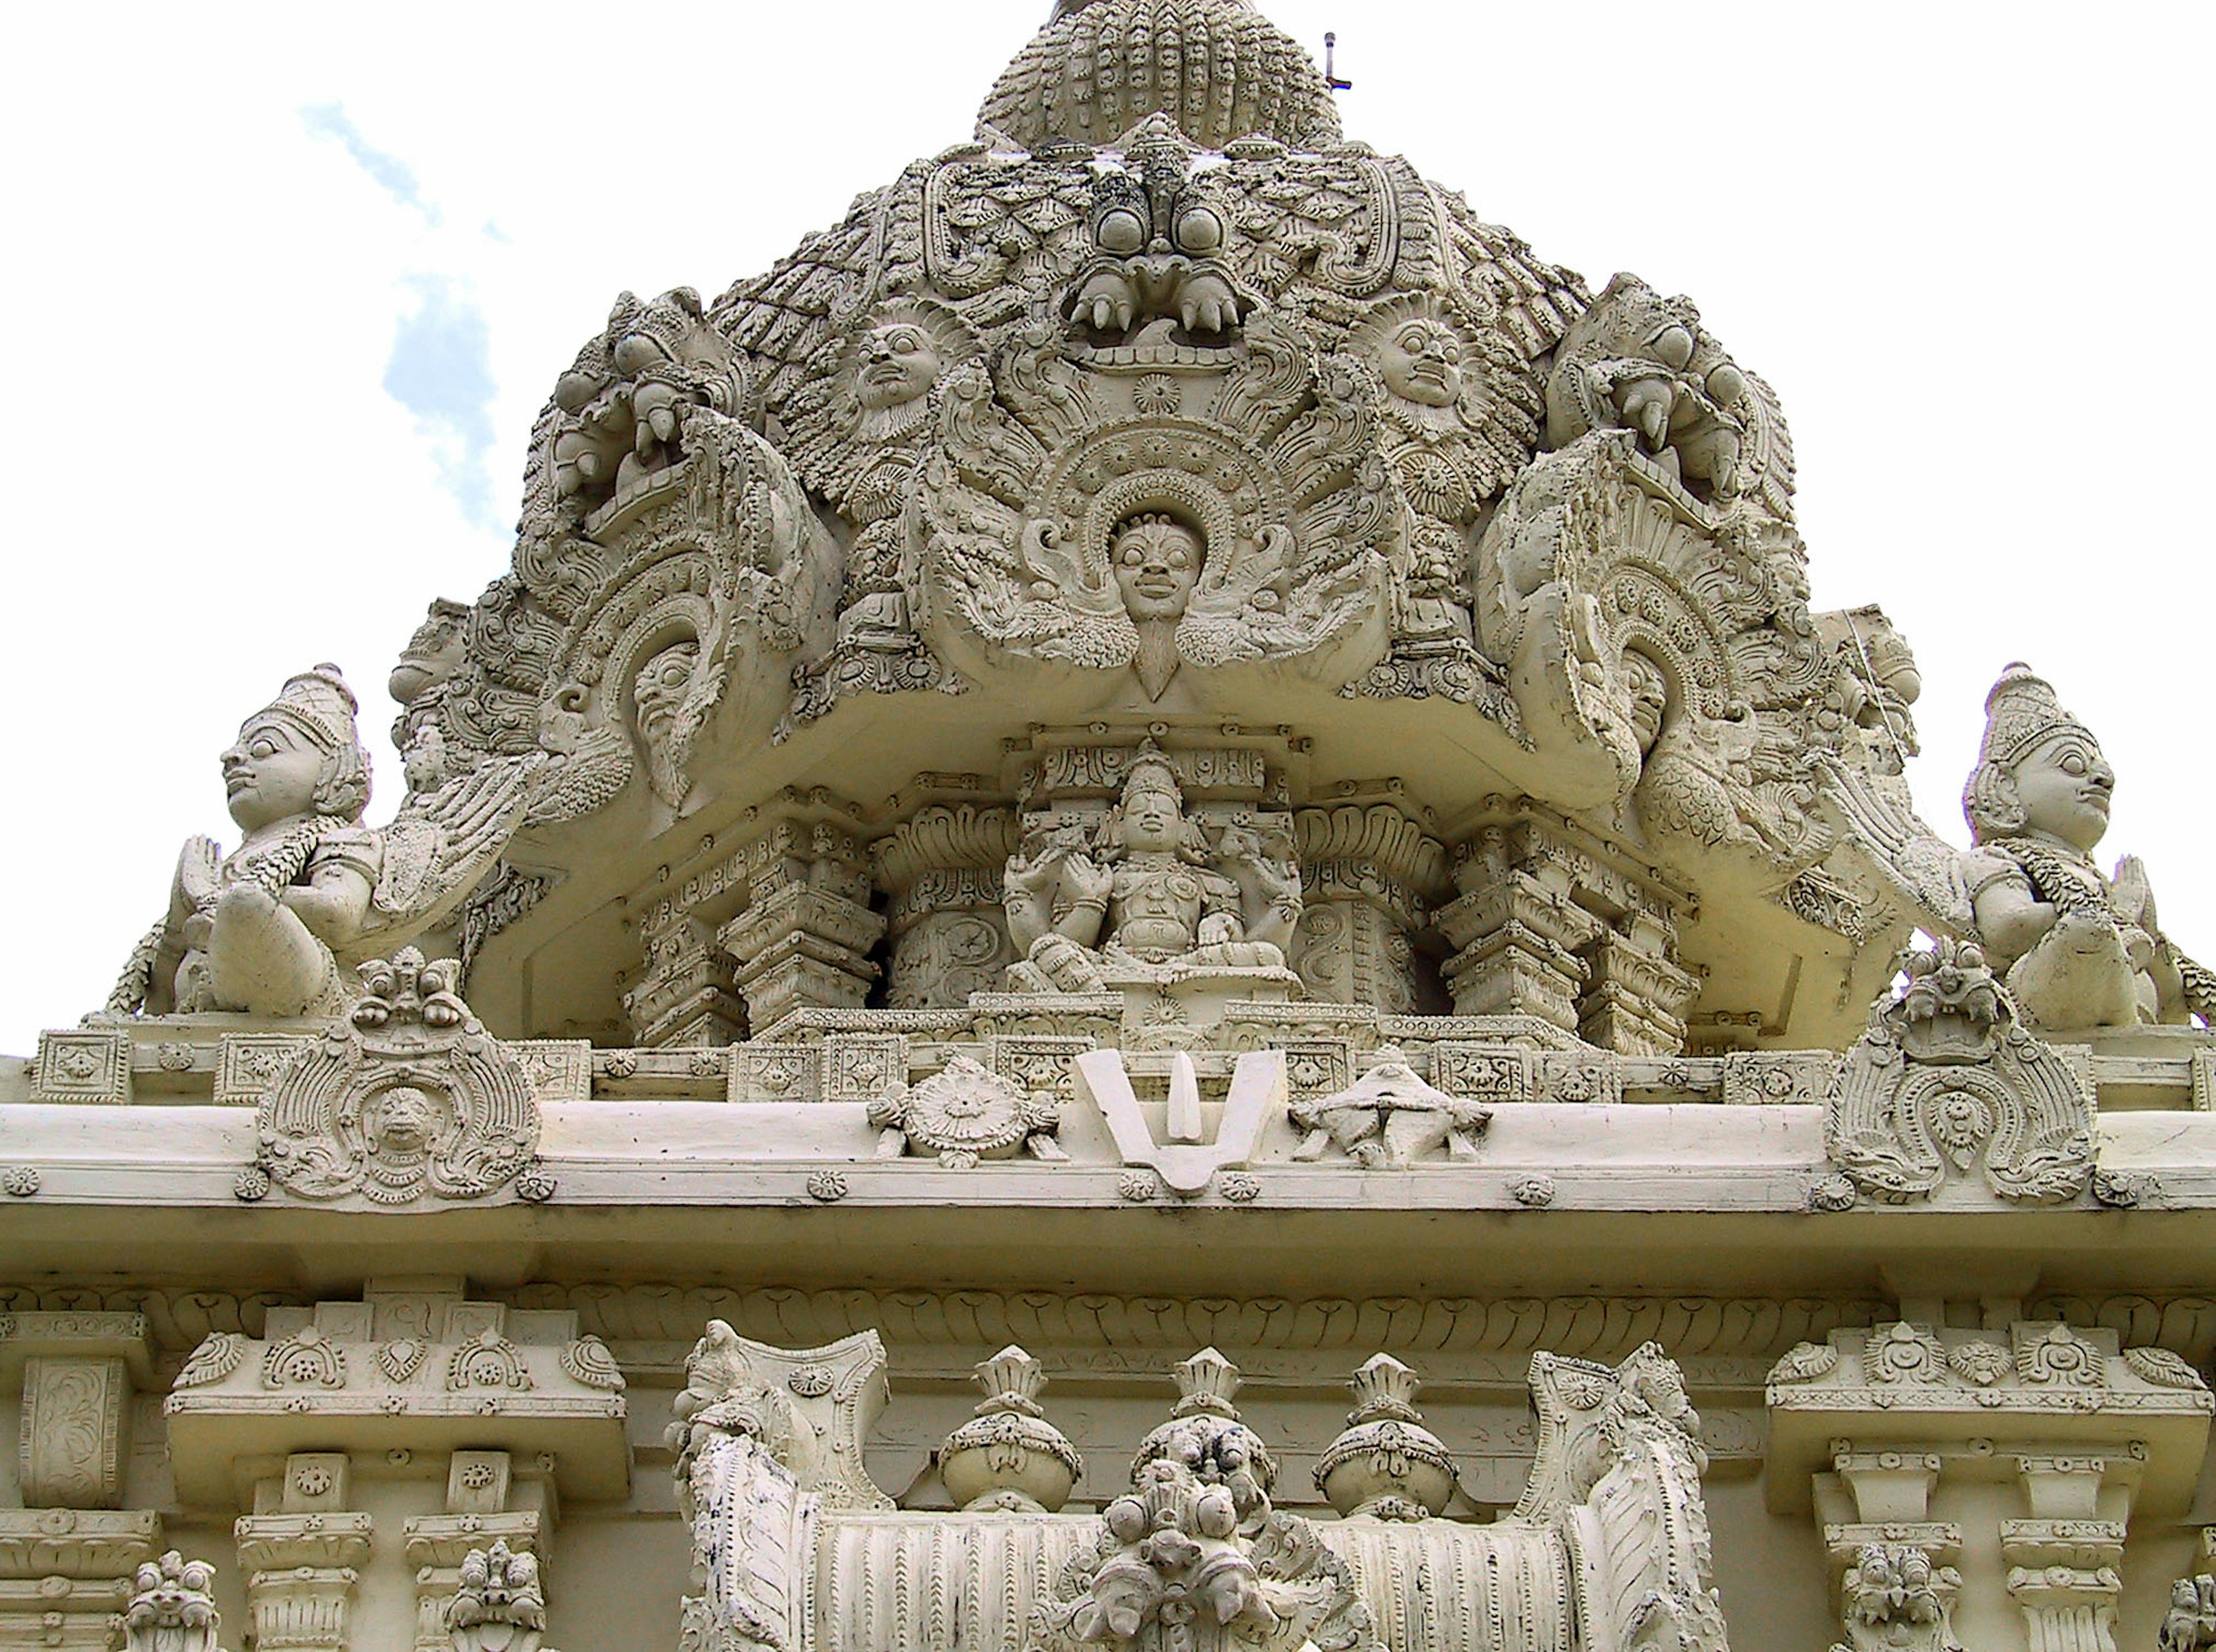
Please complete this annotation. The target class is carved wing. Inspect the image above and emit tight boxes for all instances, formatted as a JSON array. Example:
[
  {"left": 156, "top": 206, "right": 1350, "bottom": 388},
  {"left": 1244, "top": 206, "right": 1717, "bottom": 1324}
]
[
  {"left": 1815, "top": 755, "right": 1975, "bottom": 935},
  {"left": 369, "top": 754, "right": 545, "bottom": 934},
  {"left": 1983, "top": 1041, "right": 2095, "bottom": 1204}
]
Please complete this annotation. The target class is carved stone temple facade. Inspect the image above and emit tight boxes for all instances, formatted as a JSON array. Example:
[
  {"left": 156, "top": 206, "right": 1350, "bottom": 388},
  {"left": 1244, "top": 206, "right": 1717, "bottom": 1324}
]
[{"left": 6, "top": 4, "right": 2216, "bottom": 1650}]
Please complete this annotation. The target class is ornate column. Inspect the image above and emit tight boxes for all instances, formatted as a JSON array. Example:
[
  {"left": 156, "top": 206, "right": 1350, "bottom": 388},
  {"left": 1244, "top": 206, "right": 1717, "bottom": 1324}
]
[
  {"left": 1437, "top": 801, "right": 1698, "bottom": 1051},
  {"left": 718, "top": 795, "right": 885, "bottom": 1036},
  {"left": 873, "top": 803, "right": 1017, "bottom": 1010},
  {"left": 403, "top": 1452, "right": 546, "bottom": 1652},
  {"left": 2003, "top": 1457, "right": 2123, "bottom": 1652},
  {"left": 3, "top": 1313, "right": 152, "bottom": 1509},
  {"left": 0, "top": 1511, "right": 162, "bottom": 1651},
  {"left": 623, "top": 894, "right": 746, "bottom": 1047},
  {"left": 0, "top": 1313, "right": 161, "bottom": 1651},
  {"left": 620, "top": 849, "right": 751, "bottom": 1048},
  {"left": 1290, "top": 799, "right": 1447, "bottom": 1016},
  {"left": 233, "top": 1454, "right": 373, "bottom": 1652},
  {"left": 1769, "top": 1318, "right": 2211, "bottom": 1652}
]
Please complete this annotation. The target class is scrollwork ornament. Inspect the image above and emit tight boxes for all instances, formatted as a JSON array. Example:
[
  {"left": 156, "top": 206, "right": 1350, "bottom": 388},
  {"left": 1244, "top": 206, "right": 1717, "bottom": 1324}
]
[{"left": 252, "top": 949, "right": 541, "bottom": 1207}]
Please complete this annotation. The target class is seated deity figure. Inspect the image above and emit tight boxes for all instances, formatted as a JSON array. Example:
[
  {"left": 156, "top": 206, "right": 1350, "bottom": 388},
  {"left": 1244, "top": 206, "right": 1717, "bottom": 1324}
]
[
  {"left": 1004, "top": 750, "right": 1301, "bottom": 991},
  {"left": 1963, "top": 664, "right": 2213, "bottom": 1029},
  {"left": 111, "top": 666, "right": 382, "bottom": 1020}
]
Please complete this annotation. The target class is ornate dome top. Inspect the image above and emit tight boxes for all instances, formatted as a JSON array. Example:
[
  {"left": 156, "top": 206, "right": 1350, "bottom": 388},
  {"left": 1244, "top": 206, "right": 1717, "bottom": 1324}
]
[{"left": 979, "top": 0, "right": 1343, "bottom": 152}]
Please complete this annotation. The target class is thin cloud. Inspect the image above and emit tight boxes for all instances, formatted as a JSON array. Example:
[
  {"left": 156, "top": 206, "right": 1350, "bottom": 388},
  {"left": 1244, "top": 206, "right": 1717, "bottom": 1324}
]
[
  {"left": 383, "top": 275, "right": 499, "bottom": 529},
  {"left": 301, "top": 102, "right": 442, "bottom": 227}
]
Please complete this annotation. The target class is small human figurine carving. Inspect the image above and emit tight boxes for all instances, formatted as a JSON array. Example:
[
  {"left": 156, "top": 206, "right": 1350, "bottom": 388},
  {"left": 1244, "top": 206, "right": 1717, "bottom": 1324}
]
[
  {"left": 111, "top": 666, "right": 381, "bottom": 1019},
  {"left": 1004, "top": 748, "right": 1300, "bottom": 989},
  {"left": 1963, "top": 664, "right": 2213, "bottom": 1029}
]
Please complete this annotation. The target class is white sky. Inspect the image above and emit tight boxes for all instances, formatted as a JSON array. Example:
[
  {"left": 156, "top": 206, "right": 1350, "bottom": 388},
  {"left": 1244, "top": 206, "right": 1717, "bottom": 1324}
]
[{"left": 1, "top": 1, "right": 2208, "bottom": 1054}]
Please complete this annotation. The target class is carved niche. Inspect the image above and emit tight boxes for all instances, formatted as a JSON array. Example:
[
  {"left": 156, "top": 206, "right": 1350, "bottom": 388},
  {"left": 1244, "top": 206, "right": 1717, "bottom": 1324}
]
[
  {"left": 243, "top": 950, "right": 544, "bottom": 1207},
  {"left": 1824, "top": 941, "right": 2093, "bottom": 1206}
]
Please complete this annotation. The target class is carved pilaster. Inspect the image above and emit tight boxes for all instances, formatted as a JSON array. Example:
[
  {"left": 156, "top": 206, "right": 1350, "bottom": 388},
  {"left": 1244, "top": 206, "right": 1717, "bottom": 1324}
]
[
  {"left": 20, "top": 1358, "right": 128, "bottom": 1511},
  {"left": 623, "top": 898, "right": 744, "bottom": 1048},
  {"left": 1, "top": 1313, "right": 154, "bottom": 1512},
  {"left": 1825, "top": 1527, "right": 1964, "bottom": 1652},
  {"left": 234, "top": 1509, "right": 372, "bottom": 1652},
  {"left": 1773, "top": 1321, "right": 2209, "bottom": 1652},
  {"left": 873, "top": 805, "right": 1017, "bottom": 1010},
  {"left": 718, "top": 804, "right": 885, "bottom": 1035},
  {"left": 402, "top": 1450, "right": 548, "bottom": 1651},
  {"left": 1291, "top": 801, "right": 1448, "bottom": 1016},
  {"left": 1437, "top": 845, "right": 1600, "bottom": 1031},
  {"left": 1439, "top": 804, "right": 1700, "bottom": 1052},
  {"left": 0, "top": 1509, "right": 160, "bottom": 1651}
]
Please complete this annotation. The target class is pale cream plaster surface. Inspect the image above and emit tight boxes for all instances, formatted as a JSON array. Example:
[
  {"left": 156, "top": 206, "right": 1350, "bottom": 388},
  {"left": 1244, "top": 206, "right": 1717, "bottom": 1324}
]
[{"left": 3, "top": 4, "right": 2214, "bottom": 1650}]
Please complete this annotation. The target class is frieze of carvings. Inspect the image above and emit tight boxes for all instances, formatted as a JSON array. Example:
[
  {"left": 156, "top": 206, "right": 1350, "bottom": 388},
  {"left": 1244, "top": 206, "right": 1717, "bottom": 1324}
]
[
  {"left": 244, "top": 950, "right": 543, "bottom": 1207},
  {"left": 867, "top": 1054, "right": 1067, "bottom": 1167},
  {"left": 162, "top": 1287, "right": 630, "bottom": 1509},
  {"left": 1824, "top": 940, "right": 2094, "bottom": 1205},
  {"left": 1034, "top": 1348, "right": 1378, "bottom": 1652},
  {"left": 504, "top": 1283, "right": 1886, "bottom": 1367}
]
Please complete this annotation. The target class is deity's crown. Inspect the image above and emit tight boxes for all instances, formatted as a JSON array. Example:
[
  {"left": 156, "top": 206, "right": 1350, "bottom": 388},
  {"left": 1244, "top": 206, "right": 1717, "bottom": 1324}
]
[
  {"left": 1975, "top": 662, "right": 2095, "bottom": 773},
  {"left": 983, "top": 0, "right": 1341, "bottom": 153},
  {"left": 1122, "top": 740, "right": 1182, "bottom": 799},
  {"left": 255, "top": 664, "right": 365, "bottom": 755}
]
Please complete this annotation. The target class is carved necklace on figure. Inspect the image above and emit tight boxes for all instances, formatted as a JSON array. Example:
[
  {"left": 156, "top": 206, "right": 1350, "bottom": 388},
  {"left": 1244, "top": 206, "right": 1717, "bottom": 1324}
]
[{"left": 1988, "top": 837, "right": 2112, "bottom": 921}]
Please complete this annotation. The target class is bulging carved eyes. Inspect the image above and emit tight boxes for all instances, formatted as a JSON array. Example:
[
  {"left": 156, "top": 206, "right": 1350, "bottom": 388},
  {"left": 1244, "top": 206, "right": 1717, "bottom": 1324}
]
[
  {"left": 1175, "top": 207, "right": 1223, "bottom": 254},
  {"left": 884, "top": 327, "right": 925, "bottom": 354},
  {"left": 1651, "top": 324, "right": 1696, "bottom": 371},
  {"left": 1705, "top": 362, "right": 1746, "bottom": 403},
  {"left": 1097, "top": 208, "right": 1147, "bottom": 254}
]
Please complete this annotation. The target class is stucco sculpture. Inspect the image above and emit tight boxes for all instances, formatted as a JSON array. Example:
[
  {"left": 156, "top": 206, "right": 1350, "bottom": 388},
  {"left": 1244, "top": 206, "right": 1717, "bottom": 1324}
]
[
  {"left": 1005, "top": 745, "right": 1301, "bottom": 990},
  {"left": 111, "top": 666, "right": 381, "bottom": 1019},
  {"left": 9, "top": 2, "right": 2216, "bottom": 1650}
]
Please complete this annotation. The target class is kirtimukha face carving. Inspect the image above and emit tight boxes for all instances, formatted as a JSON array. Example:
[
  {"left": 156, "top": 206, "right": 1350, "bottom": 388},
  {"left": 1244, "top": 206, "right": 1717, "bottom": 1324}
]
[
  {"left": 1111, "top": 516, "right": 1201, "bottom": 623},
  {"left": 634, "top": 640, "right": 703, "bottom": 748},
  {"left": 856, "top": 323, "right": 941, "bottom": 411},
  {"left": 1380, "top": 318, "right": 1463, "bottom": 409}
]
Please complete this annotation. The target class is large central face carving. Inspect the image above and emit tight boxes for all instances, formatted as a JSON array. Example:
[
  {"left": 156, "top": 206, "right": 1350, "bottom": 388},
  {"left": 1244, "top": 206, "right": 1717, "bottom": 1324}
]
[
  {"left": 1380, "top": 318, "right": 1465, "bottom": 409},
  {"left": 856, "top": 323, "right": 941, "bottom": 411},
  {"left": 1111, "top": 515, "right": 1202, "bottom": 624}
]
